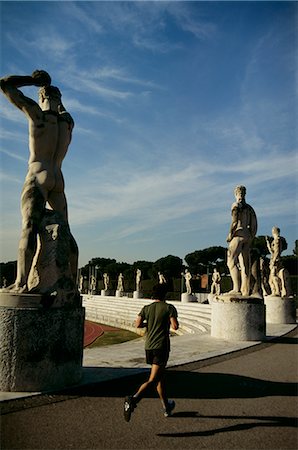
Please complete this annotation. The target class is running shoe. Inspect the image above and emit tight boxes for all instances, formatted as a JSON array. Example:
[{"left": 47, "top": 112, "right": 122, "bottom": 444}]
[
  {"left": 164, "top": 400, "right": 175, "bottom": 417},
  {"left": 124, "top": 396, "right": 136, "bottom": 422}
]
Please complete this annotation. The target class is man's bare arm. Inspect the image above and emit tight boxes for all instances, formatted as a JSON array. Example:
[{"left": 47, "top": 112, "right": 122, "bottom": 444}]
[
  {"left": 135, "top": 315, "right": 146, "bottom": 328},
  {"left": 170, "top": 316, "right": 179, "bottom": 331}
]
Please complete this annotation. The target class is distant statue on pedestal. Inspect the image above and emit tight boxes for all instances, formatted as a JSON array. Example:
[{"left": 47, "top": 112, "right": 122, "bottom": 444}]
[
  {"left": 103, "top": 273, "right": 109, "bottom": 291},
  {"left": 89, "top": 275, "right": 96, "bottom": 294},
  {"left": 182, "top": 269, "right": 192, "bottom": 294},
  {"left": 117, "top": 273, "right": 124, "bottom": 293},
  {"left": 136, "top": 269, "right": 142, "bottom": 292},
  {"left": 226, "top": 185, "right": 257, "bottom": 296},
  {"left": 210, "top": 268, "right": 221, "bottom": 296},
  {"left": 266, "top": 227, "right": 291, "bottom": 297},
  {"left": 158, "top": 272, "right": 167, "bottom": 284},
  {"left": 0, "top": 70, "right": 78, "bottom": 305},
  {"left": 79, "top": 275, "right": 83, "bottom": 293}
]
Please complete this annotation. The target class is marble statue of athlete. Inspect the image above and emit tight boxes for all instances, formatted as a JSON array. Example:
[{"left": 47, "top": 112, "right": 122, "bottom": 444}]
[{"left": 0, "top": 70, "right": 78, "bottom": 292}]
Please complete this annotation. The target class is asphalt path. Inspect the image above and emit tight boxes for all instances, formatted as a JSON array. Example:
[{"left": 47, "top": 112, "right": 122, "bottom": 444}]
[{"left": 1, "top": 328, "right": 297, "bottom": 450}]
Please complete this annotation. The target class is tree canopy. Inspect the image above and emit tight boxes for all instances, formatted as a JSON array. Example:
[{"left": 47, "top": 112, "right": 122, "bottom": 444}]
[{"left": 185, "top": 246, "right": 227, "bottom": 274}]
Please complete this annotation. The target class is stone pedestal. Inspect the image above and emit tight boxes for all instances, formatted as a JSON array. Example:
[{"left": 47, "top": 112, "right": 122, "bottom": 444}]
[
  {"left": 0, "top": 293, "right": 85, "bottom": 392},
  {"left": 101, "top": 290, "right": 109, "bottom": 296},
  {"left": 115, "top": 290, "right": 123, "bottom": 297},
  {"left": 264, "top": 296, "right": 296, "bottom": 324},
  {"left": 133, "top": 291, "right": 143, "bottom": 299},
  {"left": 211, "top": 295, "right": 265, "bottom": 341},
  {"left": 181, "top": 293, "right": 197, "bottom": 303}
]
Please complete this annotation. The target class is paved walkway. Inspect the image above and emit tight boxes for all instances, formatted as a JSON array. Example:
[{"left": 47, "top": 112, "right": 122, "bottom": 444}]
[{"left": 1, "top": 323, "right": 296, "bottom": 402}]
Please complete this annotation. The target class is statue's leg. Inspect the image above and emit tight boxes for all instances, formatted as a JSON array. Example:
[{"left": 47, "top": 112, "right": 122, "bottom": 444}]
[
  {"left": 227, "top": 239, "right": 241, "bottom": 293},
  {"left": 279, "top": 268, "right": 292, "bottom": 297},
  {"left": 14, "top": 178, "right": 46, "bottom": 291},
  {"left": 239, "top": 242, "right": 250, "bottom": 296}
]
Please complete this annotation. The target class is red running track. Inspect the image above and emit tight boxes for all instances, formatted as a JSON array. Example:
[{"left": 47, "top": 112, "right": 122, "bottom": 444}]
[{"left": 83, "top": 321, "right": 120, "bottom": 347}]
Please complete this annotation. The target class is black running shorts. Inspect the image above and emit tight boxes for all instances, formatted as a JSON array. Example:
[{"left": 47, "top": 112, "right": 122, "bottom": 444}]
[{"left": 146, "top": 349, "right": 169, "bottom": 366}]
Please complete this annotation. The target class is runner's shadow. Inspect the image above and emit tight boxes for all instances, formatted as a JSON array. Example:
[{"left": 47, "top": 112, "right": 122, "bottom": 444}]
[
  {"left": 165, "top": 371, "right": 297, "bottom": 399},
  {"left": 157, "top": 415, "right": 297, "bottom": 437}
]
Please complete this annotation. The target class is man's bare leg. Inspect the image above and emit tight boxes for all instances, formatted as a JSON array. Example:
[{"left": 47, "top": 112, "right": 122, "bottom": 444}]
[
  {"left": 156, "top": 370, "right": 168, "bottom": 408},
  {"left": 133, "top": 364, "right": 163, "bottom": 399}
]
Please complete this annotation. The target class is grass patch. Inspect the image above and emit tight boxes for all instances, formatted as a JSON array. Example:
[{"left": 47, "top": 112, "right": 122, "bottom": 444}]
[{"left": 87, "top": 328, "right": 141, "bottom": 348}]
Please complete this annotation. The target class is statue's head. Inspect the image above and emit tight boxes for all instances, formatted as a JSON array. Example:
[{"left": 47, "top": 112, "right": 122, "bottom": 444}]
[
  {"left": 272, "top": 226, "right": 280, "bottom": 236},
  {"left": 234, "top": 185, "right": 246, "bottom": 202},
  {"left": 39, "top": 85, "right": 61, "bottom": 104}
]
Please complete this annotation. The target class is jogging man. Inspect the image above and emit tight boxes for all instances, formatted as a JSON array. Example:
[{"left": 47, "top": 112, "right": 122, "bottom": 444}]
[{"left": 124, "top": 283, "right": 179, "bottom": 421}]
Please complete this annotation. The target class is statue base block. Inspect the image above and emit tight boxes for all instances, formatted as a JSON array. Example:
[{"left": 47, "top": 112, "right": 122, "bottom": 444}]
[
  {"left": 133, "top": 291, "right": 143, "bottom": 299},
  {"left": 115, "top": 290, "right": 123, "bottom": 297},
  {"left": 181, "top": 293, "right": 197, "bottom": 303},
  {"left": 211, "top": 295, "right": 266, "bottom": 341},
  {"left": 0, "top": 293, "right": 85, "bottom": 392},
  {"left": 101, "top": 290, "right": 109, "bottom": 296},
  {"left": 264, "top": 296, "right": 296, "bottom": 324}
]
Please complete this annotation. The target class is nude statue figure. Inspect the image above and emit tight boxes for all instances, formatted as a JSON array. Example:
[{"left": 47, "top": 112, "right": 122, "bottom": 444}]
[
  {"left": 266, "top": 226, "right": 291, "bottom": 297},
  {"left": 103, "top": 273, "right": 109, "bottom": 291},
  {"left": 211, "top": 268, "right": 221, "bottom": 296},
  {"left": 226, "top": 185, "right": 257, "bottom": 296},
  {"left": 0, "top": 70, "right": 78, "bottom": 293},
  {"left": 136, "top": 269, "right": 142, "bottom": 292},
  {"left": 182, "top": 269, "right": 192, "bottom": 294}
]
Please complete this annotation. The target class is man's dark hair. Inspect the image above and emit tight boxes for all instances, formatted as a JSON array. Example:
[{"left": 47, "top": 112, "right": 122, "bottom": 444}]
[{"left": 152, "top": 283, "right": 168, "bottom": 301}]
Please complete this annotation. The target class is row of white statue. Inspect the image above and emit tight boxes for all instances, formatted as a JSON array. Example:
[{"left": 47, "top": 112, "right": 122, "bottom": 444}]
[{"left": 80, "top": 270, "right": 166, "bottom": 295}]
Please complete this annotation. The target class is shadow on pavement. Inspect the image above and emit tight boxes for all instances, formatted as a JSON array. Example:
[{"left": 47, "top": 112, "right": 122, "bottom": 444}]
[
  {"left": 157, "top": 414, "right": 297, "bottom": 437},
  {"left": 65, "top": 368, "right": 297, "bottom": 400}
]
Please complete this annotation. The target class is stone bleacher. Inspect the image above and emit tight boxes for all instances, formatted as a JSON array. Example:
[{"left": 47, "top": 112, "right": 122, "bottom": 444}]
[{"left": 82, "top": 294, "right": 211, "bottom": 336}]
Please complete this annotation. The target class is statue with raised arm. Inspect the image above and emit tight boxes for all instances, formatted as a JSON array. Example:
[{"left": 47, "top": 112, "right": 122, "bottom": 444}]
[
  {"left": 0, "top": 71, "right": 78, "bottom": 300},
  {"left": 266, "top": 226, "right": 291, "bottom": 297},
  {"left": 226, "top": 185, "right": 257, "bottom": 296}
]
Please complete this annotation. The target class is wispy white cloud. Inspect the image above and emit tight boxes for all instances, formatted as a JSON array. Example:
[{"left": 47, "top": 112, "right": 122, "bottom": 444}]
[
  {"left": 168, "top": 2, "right": 217, "bottom": 40},
  {"left": 59, "top": 2, "right": 103, "bottom": 35},
  {"left": 0, "top": 130, "right": 27, "bottom": 143},
  {"left": 6, "top": 29, "right": 75, "bottom": 60},
  {"left": 90, "top": 67, "right": 161, "bottom": 90},
  {"left": 64, "top": 97, "right": 125, "bottom": 123},
  {"left": 0, "top": 148, "right": 27, "bottom": 162},
  {"left": 0, "top": 101, "right": 27, "bottom": 124},
  {"left": 67, "top": 147, "right": 297, "bottom": 238}
]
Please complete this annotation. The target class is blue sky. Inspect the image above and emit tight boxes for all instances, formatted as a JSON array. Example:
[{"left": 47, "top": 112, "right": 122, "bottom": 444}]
[{"left": 0, "top": 1, "right": 297, "bottom": 268}]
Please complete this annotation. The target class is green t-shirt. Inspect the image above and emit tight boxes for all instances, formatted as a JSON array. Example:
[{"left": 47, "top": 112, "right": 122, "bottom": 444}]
[{"left": 139, "top": 301, "right": 178, "bottom": 351}]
